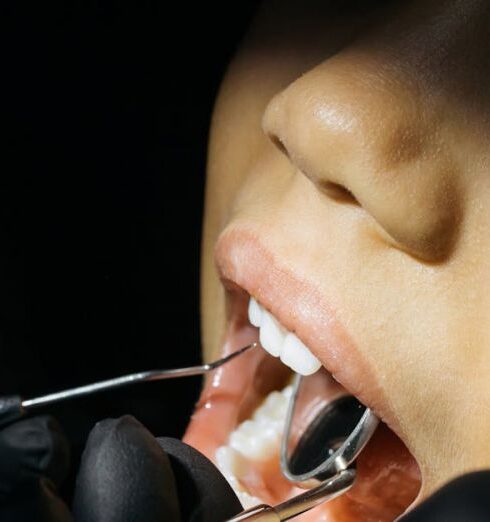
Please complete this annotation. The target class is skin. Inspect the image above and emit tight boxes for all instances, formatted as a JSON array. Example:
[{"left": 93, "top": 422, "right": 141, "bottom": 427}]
[{"left": 200, "top": 0, "right": 490, "bottom": 504}]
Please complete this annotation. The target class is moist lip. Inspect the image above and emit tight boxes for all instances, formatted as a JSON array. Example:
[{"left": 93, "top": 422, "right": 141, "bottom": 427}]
[
  {"left": 215, "top": 226, "right": 395, "bottom": 434},
  {"left": 184, "top": 285, "right": 421, "bottom": 520}
]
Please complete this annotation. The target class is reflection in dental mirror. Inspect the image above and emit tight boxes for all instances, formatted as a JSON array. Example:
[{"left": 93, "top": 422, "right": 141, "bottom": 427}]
[
  {"left": 281, "top": 370, "right": 379, "bottom": 488},
  {"left": 289, "top": 396, "right": 364, "bottom": 476}
]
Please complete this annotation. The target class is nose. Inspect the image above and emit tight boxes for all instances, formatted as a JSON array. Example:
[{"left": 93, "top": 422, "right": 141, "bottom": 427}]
[
  {"left": 261, "top": 9, "right": 465, "bottom": 262},
  {"left": 262, "top": 52, "right": 409, "bottom": 202}
]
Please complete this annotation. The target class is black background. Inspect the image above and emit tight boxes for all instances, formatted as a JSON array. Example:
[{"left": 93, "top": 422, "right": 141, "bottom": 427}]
[{"left": 0, "top": 0, "right": 259, "bottom": 499}]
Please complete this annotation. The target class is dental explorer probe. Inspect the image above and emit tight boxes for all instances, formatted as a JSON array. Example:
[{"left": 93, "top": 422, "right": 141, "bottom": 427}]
[
  {"left": 0, "top": 342, "right": 258, "bottom": 427},
  {"left": 225, "top": 469, "right": 356, "bottom": 521}
]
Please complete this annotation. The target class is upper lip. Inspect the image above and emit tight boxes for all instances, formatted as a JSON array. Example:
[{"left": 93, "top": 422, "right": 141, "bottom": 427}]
[{"left": 214, "top": 224, "right": 397, "bottom": 433}]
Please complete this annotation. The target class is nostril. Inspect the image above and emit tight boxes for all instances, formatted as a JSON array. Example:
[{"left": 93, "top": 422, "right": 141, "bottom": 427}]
[
  {"left": 321, "top": 181, "right": 360, "bottom": 206},
  {"left": 269, "top": 133, "right": 290, "bottom": 158},
  {"left": 262, "top": 91, "right": 292, "bottom": 159},
  {"left": 263, "top": 90, "right": 361, "bottom": 207},
  {"left": 267, "top": 130, "right": 360, "bottom": 207}
]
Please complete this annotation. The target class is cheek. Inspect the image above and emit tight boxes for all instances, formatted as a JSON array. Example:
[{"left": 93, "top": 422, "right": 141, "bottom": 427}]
[
  {"left": 344, "top": 250, "right": 490, "bottom": 492},
  {"left": 230, "top": 166, "right": 489, "bottom": 471}
]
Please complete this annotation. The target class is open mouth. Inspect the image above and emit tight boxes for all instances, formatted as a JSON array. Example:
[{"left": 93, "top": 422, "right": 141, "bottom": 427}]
[{"left": 184, "top": 230, "right": 422, "bottom": 521}]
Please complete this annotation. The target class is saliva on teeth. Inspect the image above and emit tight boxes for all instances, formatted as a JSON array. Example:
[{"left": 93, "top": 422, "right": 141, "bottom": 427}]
[{"left": 248, "top": 297, "right": 321, "bottom": 376}]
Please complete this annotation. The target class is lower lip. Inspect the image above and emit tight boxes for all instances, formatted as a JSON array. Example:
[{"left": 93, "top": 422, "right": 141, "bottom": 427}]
[{"left": 184, "top": 289, "right": 421, "bottom": 521}]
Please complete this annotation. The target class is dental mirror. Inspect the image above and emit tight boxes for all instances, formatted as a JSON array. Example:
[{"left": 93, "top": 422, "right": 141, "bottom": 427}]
[{"left": 281, "top": 370, "right": 379, "bottom": 488}]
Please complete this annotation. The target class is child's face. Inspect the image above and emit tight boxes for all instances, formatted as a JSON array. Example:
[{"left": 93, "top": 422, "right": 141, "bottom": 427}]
[{"left": 186, "top": 1, "right": 490, "bottom": 519}]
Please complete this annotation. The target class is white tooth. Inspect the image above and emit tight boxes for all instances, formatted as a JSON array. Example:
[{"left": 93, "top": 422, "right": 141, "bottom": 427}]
[
  {"left": 216, "top": 446, "right": 263, "bottom": 508},
  {"left": 280, "top": 332, "right": 322, "bottom": 376},
  {"left": 215, "top": 385, "right": 292, "bottom": 508},
  {"left": 248, "top": 297, "right": 263, "bottom": 327},
  {"left": 229, "top": 419, "right": 279, "bottom": 460},
  {"left": 216, "top": 445, "right": 251, "bottom": 480},
  {"left": 215, "top": 445, "right": 239, "bottom": 478},
  {"left": 253, "top": 390, "right": 289, "bottom": 426},
  {"left": 237, "top": 490, "right": 263, "bottom": 509},
  {"left": 259, "top": 309, "right": 286, "bottom": 357},
  {"left": 282, "top": 384, "right": 293, "bottom": 399}
]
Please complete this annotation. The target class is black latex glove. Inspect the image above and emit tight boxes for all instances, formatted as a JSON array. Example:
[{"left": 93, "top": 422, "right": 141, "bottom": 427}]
[
  {"left": 0, "top": 415, "right": 73, "bottom": 522},
  {"left": 73, "top": 415, "right": 181, "bottom": 522},
  {"left": 0, "top": 414, "right": 242, "bottom": 522},
  {"left": 73, "top": 415, "right": 242, "bottom": 522}
]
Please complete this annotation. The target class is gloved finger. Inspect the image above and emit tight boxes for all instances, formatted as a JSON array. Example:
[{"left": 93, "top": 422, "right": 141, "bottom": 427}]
[
  {"left": 0, "top": 415, "right": 70, "bottom": 498},
  {"left": 0, "top": 415, "right": 73, "bottom": 522},
  {"left": 156, "top": 437, "right": 242, "bottom": 522},
  {"left": 73, "top": 415, "right": 181, "bottom": 522}
]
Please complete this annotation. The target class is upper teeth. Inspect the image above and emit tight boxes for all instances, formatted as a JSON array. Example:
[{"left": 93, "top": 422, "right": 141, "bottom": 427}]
[{"left": 247, "top": 297, "right": 321, "bottom": 376}]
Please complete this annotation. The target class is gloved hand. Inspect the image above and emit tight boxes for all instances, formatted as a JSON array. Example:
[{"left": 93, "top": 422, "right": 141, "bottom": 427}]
[
  {"left": 0, "top": 415, "right": 73, "bottom": 522},
  {"left": 73, "top": 415, "right": 242, "bottom": 522},
  {"left": 0, "top": 414, "right": 242, "bottom": 522},
  {"left": 73, "top": 415, "right": 182, "bottom": 522}
]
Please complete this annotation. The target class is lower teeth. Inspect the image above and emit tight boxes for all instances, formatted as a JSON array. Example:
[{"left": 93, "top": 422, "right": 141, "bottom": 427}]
[{"left": 215, "top": 384, "right": 293, "bottom": 508}]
